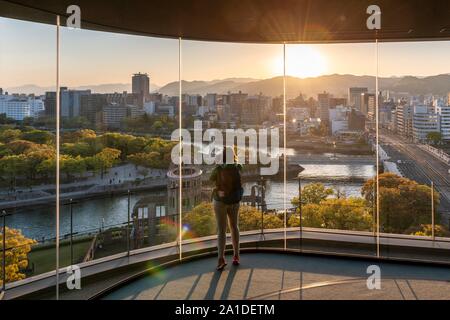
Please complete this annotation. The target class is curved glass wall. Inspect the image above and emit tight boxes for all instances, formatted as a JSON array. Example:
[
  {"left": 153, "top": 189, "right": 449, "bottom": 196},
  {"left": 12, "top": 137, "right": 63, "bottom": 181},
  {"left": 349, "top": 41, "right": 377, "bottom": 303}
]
[
  {"left": 0, "top": 14, "right": 57, "bottom": 288},
  {"left": 180, "top": 40, "right": 285, "bottom": 257},
  {"left": 1, "top": 2, "right": 450, "bottom": 300},
  {"left": 285, "top": 42, "right": 378, "bottom": 256},
  {"left": 59, "top": 27, "right": 180, "bottom": 262},
  {"left": 378, "top": 40, "right": 450, "bottom": 260}
]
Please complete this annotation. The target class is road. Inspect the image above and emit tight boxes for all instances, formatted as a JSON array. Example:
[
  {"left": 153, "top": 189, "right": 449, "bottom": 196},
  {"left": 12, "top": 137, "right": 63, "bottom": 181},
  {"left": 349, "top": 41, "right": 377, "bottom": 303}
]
[{"left": 380, "top": 130, "right": 450, "bottom": 223}]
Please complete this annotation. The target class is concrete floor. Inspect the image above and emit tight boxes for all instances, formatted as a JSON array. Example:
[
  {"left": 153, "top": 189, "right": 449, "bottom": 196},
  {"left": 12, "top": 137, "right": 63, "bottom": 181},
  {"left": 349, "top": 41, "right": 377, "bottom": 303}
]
[{"left": 102, "top": 252, "right": 450, "bottom": 300}]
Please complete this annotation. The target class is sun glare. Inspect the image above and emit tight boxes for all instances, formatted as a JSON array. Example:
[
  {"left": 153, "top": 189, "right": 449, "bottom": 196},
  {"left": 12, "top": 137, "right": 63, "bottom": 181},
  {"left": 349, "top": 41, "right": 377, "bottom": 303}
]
[{"left": 274, "top": 45, "right": 328, "bottom": 78}]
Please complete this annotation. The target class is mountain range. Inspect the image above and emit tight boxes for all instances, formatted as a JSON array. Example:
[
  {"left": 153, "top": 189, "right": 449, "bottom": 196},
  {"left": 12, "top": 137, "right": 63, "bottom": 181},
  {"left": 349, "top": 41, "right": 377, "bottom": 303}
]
[
  {"left": 158, "top": 74, "right": 450, "bottom": 98},
  {"left": 3, "top": 83, "right": 161, "bottom": 95},
  {"left": 4, "top": 74, "right": 449, "bottom": 98}
]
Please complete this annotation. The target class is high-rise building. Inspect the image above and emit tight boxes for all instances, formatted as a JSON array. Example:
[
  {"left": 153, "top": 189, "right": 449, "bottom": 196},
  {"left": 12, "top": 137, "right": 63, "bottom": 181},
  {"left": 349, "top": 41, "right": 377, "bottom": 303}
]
[
  {"left": 205, "top": 93, "right": 217, "bottom": 110},
  {"left": 44, "top": 87, "right": 68, "bottom": 117},
  {"left": 61, "top": 89, "right": 91, "bottom": 118},
  {"left": 360, "top": 92, "right": 375, "bottom": 116},
  {"left": 348, "top": 87, "right": 368, "bottom": 111},
  {"left": 190, "top": 94, "right": 202, "bottom": 107},
  {"left": 413, "top": 105, "right": 439, "bottom": 142},
  {"left": 241, "top": 94, "right": 271, "bottom": 125},
  {"left": 317, "top": 92, "right": 331, "bottom": 122},
  {"left": 132, "top": 73, "right": 150, "bottom": 106},
  {"left": 367, "top": 94, "right": 377, "bottom": 121},
  {"left": 396, "top": 102, "right": 413, "bottom": 138},
  {"left": 102, "top": 104, "right": 128, "bottom": 129},
  {"left": 229, "top": 91, "right": 248, "bottom": 115},
  {"left": 436, "top": 104, "right": 450, "bottom": 141},
  {"left": 0, "top": 93, "right": 44, "bottom": 120},
  {"left": 217, "top": 105, "right": 231, "bottom": 123},
  {"left": 80, "top": 93, "right": 108, "bottom": 126}
]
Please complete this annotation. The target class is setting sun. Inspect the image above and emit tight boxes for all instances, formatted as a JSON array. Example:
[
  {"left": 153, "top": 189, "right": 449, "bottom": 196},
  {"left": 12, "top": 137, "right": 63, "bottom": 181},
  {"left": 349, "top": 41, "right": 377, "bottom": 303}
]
[{"left": 274, "top": 45, "right": 328, "bottom": 78}]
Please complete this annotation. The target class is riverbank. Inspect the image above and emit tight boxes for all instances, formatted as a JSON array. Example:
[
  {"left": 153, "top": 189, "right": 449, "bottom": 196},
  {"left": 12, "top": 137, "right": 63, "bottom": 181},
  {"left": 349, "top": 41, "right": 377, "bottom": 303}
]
[
  {"left": 2, "top": 156, "right": 375, "bottom": 210},
  {"left": 0, "top": 179, "right": 167, "bottom": 210}
]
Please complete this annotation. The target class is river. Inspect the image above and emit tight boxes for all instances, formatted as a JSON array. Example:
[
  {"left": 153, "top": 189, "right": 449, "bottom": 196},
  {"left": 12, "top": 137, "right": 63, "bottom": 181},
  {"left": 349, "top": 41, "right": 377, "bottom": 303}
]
[{"left": 5, "top": 163, "right": 375, "bottom": 241}]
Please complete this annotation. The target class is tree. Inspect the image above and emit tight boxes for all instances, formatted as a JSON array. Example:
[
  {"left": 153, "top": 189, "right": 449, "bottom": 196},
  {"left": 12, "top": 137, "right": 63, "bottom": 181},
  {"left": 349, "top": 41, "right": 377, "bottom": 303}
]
[
  {"left": 127, "top": 137, "right": 147, "bottom": 155},
  {"left": 288, "top": 197, "right": 373, "bottom": 231},
  {"left": 239, "top": 206, "right": 283, "bottom": 231},
  {"left": 291, "top": 183, "right": 334, "bottom": 206},
  {"left": 408, "top": 224, "right": 450, "bottom": 237},
  {"left": 60, "top": 155, "right": 86, "bottom": 179},
  {"left": 151, "top": 120, "right": 163, "bottom": 131},
  {"left": 0, "top": 143, "right": 11, "bottom": 157},
  {"left": 183, "top": 202, "right": 217, "bottom": 238},
  {"left": 84, "top": 156, "right": 103, "bottom": 176},
  {"left": 0, "top": 155, "right": 30, "bottom": 186},
  {"left": 62, "top": 116, "right": 90, "bottom": 129},
  {"left": 63, "top": 129, "right": 96, "bottom": 143},
  {"left": 0, "top": 227, "right": 36, "bottom": 286},
  {"left": 36, "top": 157, "right": 56, "bottom": 179},
  {"left": 0, "top": 129, "right": 22, "bottom": 143},
  {"left": 23, "top": 145, "right": 54, "bottom": 180},
  {"left": 61, "top": 142, "right": 93, "bottom": 157},
  {"left": 426, "top": 132, "right": 442, "bottom": 145},
  {"left": 362, "top": 173, "right": 439, "bottom": 233},
  {"left": 6, "top": 140, "right": 38, "bottom": 155},
  {"left": 183, "top": 202, "right": 284, "bottom": 238},
  {"left": 100, "top": 133, "right": 134, "bottom": 160},
  {"left": 94, "top": 148, "right": 121, "bottom": 178},
  {"left": 21, "top": 129, "right": 54, "bottom": 145},
  {"left": 0, "top": 114, "right": 16, "bottom": 124},
  {"left": 128, "top": 151, "right": 165, "bottom": 169}
]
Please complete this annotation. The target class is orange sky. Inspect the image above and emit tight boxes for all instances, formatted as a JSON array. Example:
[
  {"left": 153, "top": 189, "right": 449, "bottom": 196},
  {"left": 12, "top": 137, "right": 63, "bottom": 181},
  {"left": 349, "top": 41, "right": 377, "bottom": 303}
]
[{"left": 1, "top": 18, "right": 449, "bottom": 89}]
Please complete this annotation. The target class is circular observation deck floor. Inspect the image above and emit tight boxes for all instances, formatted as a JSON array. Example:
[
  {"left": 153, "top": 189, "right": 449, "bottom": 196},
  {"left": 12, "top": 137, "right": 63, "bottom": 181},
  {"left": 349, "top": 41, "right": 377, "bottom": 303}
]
[{"left": 101, "top": 252, "right": 450, "bottom": 300}]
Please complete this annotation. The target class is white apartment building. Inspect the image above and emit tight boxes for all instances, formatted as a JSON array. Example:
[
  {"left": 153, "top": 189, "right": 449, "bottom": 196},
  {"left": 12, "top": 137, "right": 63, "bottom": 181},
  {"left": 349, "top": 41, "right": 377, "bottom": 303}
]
[
  {"left": 29, "top": 97, "right": 45, "bottom": 116},
  {"left": 329, "top": 105, "right": 349, "bottom": 135},
  {"left": 0, "top": 94, "right": 44, "bottom": 120},
  {"left": 144, "top": 101, "right": 156, "bottom": 115},
  {"left": 412, "top": 105, "right": 439, "bottom": 142},
  {"left": 396, "top": 103, "right": 413, "bottom": 138}
]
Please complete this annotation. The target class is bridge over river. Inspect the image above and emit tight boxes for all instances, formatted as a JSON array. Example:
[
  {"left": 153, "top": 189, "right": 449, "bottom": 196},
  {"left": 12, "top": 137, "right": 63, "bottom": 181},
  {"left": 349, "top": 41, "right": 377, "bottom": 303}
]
[{"left": 288, "top": 154, "right": 376, "bottom": 165}]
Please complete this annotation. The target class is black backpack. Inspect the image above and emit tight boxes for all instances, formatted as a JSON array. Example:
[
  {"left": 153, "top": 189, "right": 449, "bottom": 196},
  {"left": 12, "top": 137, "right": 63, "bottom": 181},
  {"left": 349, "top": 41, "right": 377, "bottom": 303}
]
[{"left": 216, "top": 166, "right": 243, "bottom": 204}]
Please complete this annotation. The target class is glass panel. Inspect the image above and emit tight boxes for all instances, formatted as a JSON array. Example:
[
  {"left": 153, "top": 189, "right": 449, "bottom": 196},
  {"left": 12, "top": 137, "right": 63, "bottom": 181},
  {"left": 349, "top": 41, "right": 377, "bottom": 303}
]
[
  {"left": 0, "top": 16, "right": 57, "bottom": 286},
  {"left": 378, "top": 40, "right": 450, "bottom": 263},
  {"left": 285, "top": 43, "right": 377, "bottom": 256},
  {"left": 180, "top": 40, "right": 285, "bottom": 258},
  {"left": 59, "top": 26, "right": 179, "bottom": 262}
]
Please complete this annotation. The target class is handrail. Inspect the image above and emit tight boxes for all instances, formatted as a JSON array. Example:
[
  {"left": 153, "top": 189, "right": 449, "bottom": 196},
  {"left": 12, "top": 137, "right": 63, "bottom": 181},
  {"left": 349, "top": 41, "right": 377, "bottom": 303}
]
[{"left": 3, "top": 226, "right": 450, "bottom": 300}]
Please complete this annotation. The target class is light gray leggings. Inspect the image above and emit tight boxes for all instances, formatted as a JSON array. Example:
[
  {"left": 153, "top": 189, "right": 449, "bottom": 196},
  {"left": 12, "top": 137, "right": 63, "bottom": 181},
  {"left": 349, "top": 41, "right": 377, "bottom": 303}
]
[{"left": 213, "top": 200, "right": 240, "bottom": 259}]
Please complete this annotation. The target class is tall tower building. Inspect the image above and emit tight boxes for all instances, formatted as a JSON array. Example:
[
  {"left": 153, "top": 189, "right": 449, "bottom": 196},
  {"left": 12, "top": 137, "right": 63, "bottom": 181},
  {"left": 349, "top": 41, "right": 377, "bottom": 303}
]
[
  {"left": 348, "top": 87, "right": 368, "bottom": 111},
  {"left": 317, "top": 92, "right": 331, "bottom": 122},
  {"left": 132, "top": 73, "right": 150, "bottom": 105}
]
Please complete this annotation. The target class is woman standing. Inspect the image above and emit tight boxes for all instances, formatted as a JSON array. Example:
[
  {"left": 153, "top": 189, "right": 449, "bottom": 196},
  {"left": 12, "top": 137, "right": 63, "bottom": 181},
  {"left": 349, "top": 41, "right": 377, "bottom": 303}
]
[{"left": 210, "top": 147, "right": 243, "bottom": 271}]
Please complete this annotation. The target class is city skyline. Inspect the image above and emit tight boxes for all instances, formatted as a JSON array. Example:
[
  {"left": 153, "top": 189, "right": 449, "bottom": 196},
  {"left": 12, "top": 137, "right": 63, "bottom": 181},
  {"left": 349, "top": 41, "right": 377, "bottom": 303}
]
[{"left": 1, "top": 17, "right": 450, "bottom": 90}]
